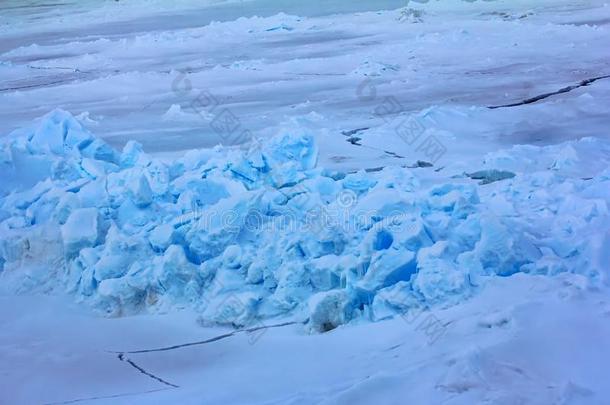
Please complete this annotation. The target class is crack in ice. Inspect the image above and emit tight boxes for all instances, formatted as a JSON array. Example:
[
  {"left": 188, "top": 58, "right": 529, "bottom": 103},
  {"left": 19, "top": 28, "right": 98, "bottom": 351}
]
[
  {"left": 117, "top": 353, "right": 180, "bottom": 388},
  {"left": 42, "top": 388, "right": 173, "bottom": 405},
  {"left": 110, "top": 321, "right": 302, "bottom": 355},
  {"left": 488, "top": 74, "right": 610, "bottom": 109}
]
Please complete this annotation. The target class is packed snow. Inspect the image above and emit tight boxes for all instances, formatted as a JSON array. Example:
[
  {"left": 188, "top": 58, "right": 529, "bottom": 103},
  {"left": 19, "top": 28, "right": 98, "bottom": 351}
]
[{"left": 3, "top": 273, "right": 610, "bottom": 404}]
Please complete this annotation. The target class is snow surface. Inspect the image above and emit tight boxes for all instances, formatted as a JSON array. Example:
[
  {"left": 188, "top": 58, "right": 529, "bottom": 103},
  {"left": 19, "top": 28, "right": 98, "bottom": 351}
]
[
  {"left": 2, "top": 0, "right": 610, "bottom": 404},
  {"left": 2, "top": 274, "right": 610, "bottom": 404},
  {"left": 1, "top": 0, "right": 610, "bottom": 162}
]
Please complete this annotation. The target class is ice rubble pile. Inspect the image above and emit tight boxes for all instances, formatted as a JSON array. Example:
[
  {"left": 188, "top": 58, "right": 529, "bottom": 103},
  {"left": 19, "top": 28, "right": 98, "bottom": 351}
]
[{"left": 1, "top": 110, "right": 609, "bottom": 331}]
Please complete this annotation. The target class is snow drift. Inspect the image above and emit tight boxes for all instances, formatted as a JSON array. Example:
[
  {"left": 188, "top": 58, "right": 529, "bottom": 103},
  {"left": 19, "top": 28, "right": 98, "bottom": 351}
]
[{"left": 1, "top": 110, "right": 609, "bottom": 332}]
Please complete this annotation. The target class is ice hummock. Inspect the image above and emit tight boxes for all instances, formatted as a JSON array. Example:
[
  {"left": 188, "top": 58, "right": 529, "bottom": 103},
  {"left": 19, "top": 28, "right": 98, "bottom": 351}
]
[{"left": 1, "top": 110, "right": 609, "bottom": 330}]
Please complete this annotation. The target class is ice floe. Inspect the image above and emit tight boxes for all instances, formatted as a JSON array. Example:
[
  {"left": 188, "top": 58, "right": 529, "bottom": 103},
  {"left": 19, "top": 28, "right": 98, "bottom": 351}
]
[{"left": 1, "top": 110, "right": 609, "bottom": 331}]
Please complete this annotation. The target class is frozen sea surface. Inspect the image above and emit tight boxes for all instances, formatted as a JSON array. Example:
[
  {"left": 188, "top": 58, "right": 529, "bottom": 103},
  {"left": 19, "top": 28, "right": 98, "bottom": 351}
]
[
  {"left": 1, "top": 0, "right": 609, "bottom": 165},
  {"left": 2, "top": 274, "right": 610, "bottom": 404}
]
